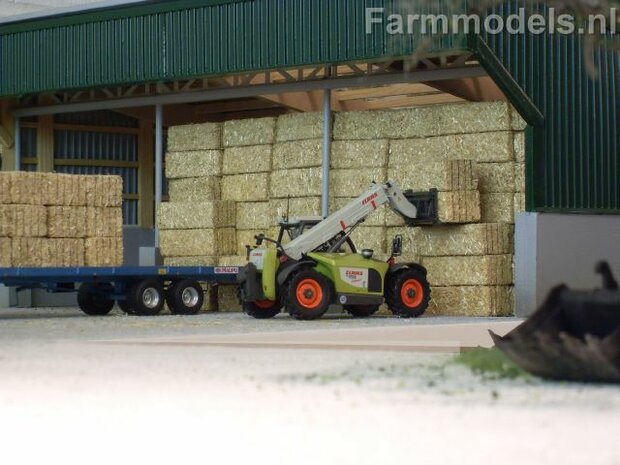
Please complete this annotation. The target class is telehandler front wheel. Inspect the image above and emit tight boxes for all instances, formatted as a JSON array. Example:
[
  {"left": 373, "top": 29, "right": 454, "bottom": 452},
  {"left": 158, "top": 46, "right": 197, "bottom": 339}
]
[
  {"left": 283, "top": 269, "right": 333, "bottom": 321},
  {"left": 386, "top": 268, "right": 431, "bottom": 318},
  {"left": 242, "top": 300, "right": 282, "bottom": 319}
]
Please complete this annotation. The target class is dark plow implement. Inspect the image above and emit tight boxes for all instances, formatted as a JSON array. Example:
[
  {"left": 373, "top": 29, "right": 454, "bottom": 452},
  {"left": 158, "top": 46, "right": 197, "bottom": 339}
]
[{"left": 491, "top": 263, "right": 620, "bottom": 383}]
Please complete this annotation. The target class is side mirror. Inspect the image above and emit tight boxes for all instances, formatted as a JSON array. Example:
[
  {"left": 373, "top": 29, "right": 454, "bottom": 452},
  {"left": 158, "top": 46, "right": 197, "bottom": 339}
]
[
  {"left": 254, "top": 234, "right": 265, "bottom": 246},
  {"left": 391, "top": 235, "right": 403, "bottom": 257}
]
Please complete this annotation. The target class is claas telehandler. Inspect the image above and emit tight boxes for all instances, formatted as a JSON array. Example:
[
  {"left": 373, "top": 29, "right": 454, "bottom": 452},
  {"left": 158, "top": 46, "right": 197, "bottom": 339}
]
[{"left": 237, "top": 181, "right": 437, "bottom": 320}]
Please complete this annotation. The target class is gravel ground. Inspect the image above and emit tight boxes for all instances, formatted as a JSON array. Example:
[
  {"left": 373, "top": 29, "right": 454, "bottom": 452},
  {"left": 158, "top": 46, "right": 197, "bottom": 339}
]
[{"left": 0, "top": 308, "right": 619, "bottom": 465}]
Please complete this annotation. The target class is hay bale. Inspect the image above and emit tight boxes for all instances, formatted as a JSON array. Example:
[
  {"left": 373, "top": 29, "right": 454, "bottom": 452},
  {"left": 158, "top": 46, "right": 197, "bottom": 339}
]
[
  {"left": 0, "top": 237, "right": 11, "bottom": 267},
  {"left": 331, "top": 140, "right": 389, "bottom": 169},
  {"left": 167, "top": 122, "right": 222, "bottom": 151},
  {"left": 334, "top": 102, "right": 511, "bottom": 140},
  {"left": 0, "top": 205, "right": 48, "bottom": 237},
  {"left": 330, "top": 198, "right": 386, "bottom": 226},
  {"left": 166, "top": 151, "right": 222, "bottom": 179},
  {"left": 349, "top": 227, "right": 387, "bottom": 255},
  {"left": 48, "top": 207, "right": 87, "bottom": 238},
  {"left": 510, "top": 107, "right": 527, "bottom": 131},
  {"left": 7, "top": 172, "right": 44, "bottom": 205},
  {"left": 438, "top": 191, "right": 481, "bottom": 224},
  {"left": 159, "top": 228, "right": 236, "bottom": 257},
  {"left": 217, "top": 285, "right": 243, "bottom": 312},
  {"left": 330, "top": 169, "right": 387, "bottom": 198},
  {"left": 85, "top": 175, "right": 123, "bottom": 207},
  {"left": 85, "top": 237, "right": 123, "bottom": 266},
  {"left": 218, "top": 255, "right": 248, "bottom": 266},
  {"left": 223, "top": 145, "right": 272, "bottom": 174},
  {"left": 163, "top": 256, "right": 219, "bottom": 266},
  {"left": 12, "top": 238, "right": 43, "bottom": 267},
  {"left": 273, "top": 139, "right": 323, "bottom": 169},
  {"left": 389, "top": 132, "right": 514, "bottom": 166},
  {"left": 269, "top": 197, "right": 322, "bottom": 218},
  {"left": 86, "top": 207, "right": 123, "bottom": 237},
  {"left": 236, "top": 202, "right": 275, "bottom": 230},
  {"left": 514, "top": 132, "right": 525, "bottom": 163},
  {"left": 481, "top": 194, "right": 515, "bottom": 224},
  {"left": 276, "top": 112, "right": 324, "bottom": 142},
  {"left": 157, "top": 201, "right": 236, "bottom": 230},
  {"left": 223, "top": 117, "right": 275, "bottom": 147},
  {"left": 422, "top": 255, "right": 513, "bottom": 286},
  {"left": 401, "top": 223, "right": 514, "bottom": 257},
  {"left": 41, "top": 239, "right": 85, "bottom": 267},
  {"left": 514, "top": 193, "right": 526, "bottom": 217},
  {"left": 270, "top": 168, "right": 322, "bottom": 198},
  {"left": 168, "top": 177, "right": 221, "bottom": 203},
  {"left": 0, "top": 172, "right": 11, "bottom": 204},
  {"left": 388, "top": 160, "right": 477, "bottom": 192},
  {"left": 221, "top": 173, "right": 270, "bottom": 202},
  {"left": 56, "top": 174, "right": 89, "bottom": 207},
  {"left": 514, "top": 163, "right": 525, "bottom": 193},
  {"left": 427, "top": 286, "right": 514, "bottom": 317},
  {"left": 476, "top": 163, "right": 515, "bottom": 193}
]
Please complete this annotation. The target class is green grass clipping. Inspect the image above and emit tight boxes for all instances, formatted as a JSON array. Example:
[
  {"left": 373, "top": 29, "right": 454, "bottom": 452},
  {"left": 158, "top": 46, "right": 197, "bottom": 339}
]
[{"left": 455, "top": 347, "right": 528, "bottom": 380}]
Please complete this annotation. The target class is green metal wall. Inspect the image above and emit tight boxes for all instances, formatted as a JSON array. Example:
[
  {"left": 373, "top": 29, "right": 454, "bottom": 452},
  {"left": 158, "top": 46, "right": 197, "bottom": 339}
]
[
  {"left": 478, "top": 1, "right": 619, "bottom": 213},
  {"left": 0, "top": 0, "right": 466, "bottom": 96}
]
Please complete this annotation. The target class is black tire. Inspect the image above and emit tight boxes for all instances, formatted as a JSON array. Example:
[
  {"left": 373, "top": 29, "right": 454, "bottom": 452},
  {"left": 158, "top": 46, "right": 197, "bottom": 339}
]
[
  {"left": 166, "top": 280, "right": 204, "bottom": 315},
  {"left": 283, "top": 269, "right": 333, "bottom": 321},
  {"left": 242, "top": 300, "right": 282, "bottom": 319},
  {"left": 385, "top": 268, "right": 431, "bottom": 318},
  {"left": 346, "top": 305, "right": 380, "bottom": 318},
  {"left": 117, "top": 299, "right": 135, "bottom": 315},
  {"left": 77, "top": 283, "right": 115, "bottom": 316},
  {"left": 127, "top": 280, "right": 165, "bottom": 316}
]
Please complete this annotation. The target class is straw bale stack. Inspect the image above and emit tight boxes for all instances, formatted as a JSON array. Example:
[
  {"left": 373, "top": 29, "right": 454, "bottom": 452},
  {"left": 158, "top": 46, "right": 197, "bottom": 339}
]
[
  {"left": 331, "top": 140, "right": 389, "bottom": 169},
  {"left": 223, "top": 145, "right": 272, "bottom": 174},
  {"left": 330, "top": 169, "right": 387, "bottom": 198},
  {"left": 0, "top": 205, "right": 47, "bottom": 237},
  {"left": 269, "top": 197, "right": 322, "bottom": 218},
  {"left": 11, "top": 238, "right": 43, "bottom": 267},
  {"left": 48, "top": 207, "right": 87, "bottom": 238},
  {"left": 166, "top": 151, "right": 222, "bottom": 179},
  {"left": 163, "top": 256, "right": 219, "bottom": 266},
  {"left": 476, "top": 163, "right": 515, "bottom": 193},
  {"left": 514, "top": 163, "right": 525, "bottom": 193},
  {"left": 422, "top": 255, "right": 513, "bottom": 286},
  {"left": 168, "top": 177, "right": 221, "bottom": 202},
  {"left": 514, "top": 193, "right": 526, "bottom": 217},
  {"left": 167, "top": 122, "right": 222, "bottom": 151},
  {"left": 276, "top": 113, "right": 324, "bottom": 142},
  {"left": 0, "top": 174, "right": 9, "bottom": 204},
  {"left": 427, "top": 286, "right": 514, "bottom": 317},
  {"left": 222, "top": 173, "right": 270, "bottom": 202},
  {"left": 86, "top": 207, "right": 123, "bottom": 237},
  {"left": 236, "top": 202, "right": 275, "bottom": 231},
  {"left": 85, "top": 238, "right": 123, "bottom": 267},
  {"left": 437, "top": 191, "right": 482, "bottom": 224},
  {"left": 511, "top": 107, "right": 527, "bottom": 131},
  {"left": 388, "top": 160, "right": 477, "bottom": 192},
  {"left": 223, "top": 117, "right": 275, "bottom": 147},
  {"left": 159, "top": 228, "right": 236, "bottom": 257},
  {"left": 514, "top": 132, "right": 526, "bottom": 163},
  {"left": 270, "top": 168, "right": 322, "bottom": 199},
  {"left": 236, "top": 229, "right": 270, "bottom": 255},
  {"left": 349, "top": 227, "right": 387, "bottom": 256},
  {"left": 273, "top": 139, "right": 323, "bottom": 169},
  {"left": 0, "top": 238, "right": 11, "bottom": 267},
  {"left": 157, "top": 201, "right": 236, "bottom": 230},
  {"left": 481, "top": 193, "right": 515, "bottom": 224},
  {"left": 218, "top": 256, "right": 248, "bottom": 266},
  {"left": 217, "top": 285, "right": 243, "bottom": 312}
]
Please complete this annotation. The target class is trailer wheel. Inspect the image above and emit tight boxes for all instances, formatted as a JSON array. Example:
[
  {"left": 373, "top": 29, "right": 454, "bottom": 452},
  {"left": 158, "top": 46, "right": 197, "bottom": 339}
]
[
  {"left": 127, "top": 280, "right": 165, "bottom": 316},
  {"left": 283, "top": 269, "right": 333, "bottom": 321},
  {"left": 167, "top": 280, "right": 204, "bottom": 315},
  {"left": 346, "top": 305, "right": 380, "bottom": 318},
  {"left": 386, "top": 268, "right": 431, "bottom": 318},
  {"left": 77, "top": 283, "right": 115, "bottom": 316}
]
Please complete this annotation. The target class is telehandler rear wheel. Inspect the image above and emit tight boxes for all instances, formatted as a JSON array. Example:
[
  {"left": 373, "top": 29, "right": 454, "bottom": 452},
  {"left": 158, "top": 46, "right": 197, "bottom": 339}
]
[
  {"left": 346, "top": 305, "right": 380, "bottom": 318},
  {"left": 242, "top": 300, "right": 282, "bottom": 319},
  {"left": 386, "top": 268, "right": 430, "bottom": 318},
  {"left": 283, "top": 269, "right": 333, "bottom": 321}
]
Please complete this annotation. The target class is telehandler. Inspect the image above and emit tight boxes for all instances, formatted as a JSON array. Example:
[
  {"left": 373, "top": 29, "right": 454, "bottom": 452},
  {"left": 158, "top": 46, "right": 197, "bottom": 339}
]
[{"left": 237, "top": 181, "right": 437, "bottom": 320}]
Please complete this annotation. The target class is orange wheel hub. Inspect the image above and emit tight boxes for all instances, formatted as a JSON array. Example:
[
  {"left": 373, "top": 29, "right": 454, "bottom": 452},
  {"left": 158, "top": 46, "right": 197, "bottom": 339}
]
[
  {"left": 401, "top": 279, "right": 424, "bottom": 308},
  {"left": 296, "top": 279, "right": 323, "bottom": 309},
  {"left": 254, "top": 300, "right": 275, "bottom": 309}
]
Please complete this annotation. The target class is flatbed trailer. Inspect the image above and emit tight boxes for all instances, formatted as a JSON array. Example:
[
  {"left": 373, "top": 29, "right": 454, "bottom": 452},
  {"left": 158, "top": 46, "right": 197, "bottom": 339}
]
[{"left": 0, "top": 266, "right": 240, "bottom": 316}]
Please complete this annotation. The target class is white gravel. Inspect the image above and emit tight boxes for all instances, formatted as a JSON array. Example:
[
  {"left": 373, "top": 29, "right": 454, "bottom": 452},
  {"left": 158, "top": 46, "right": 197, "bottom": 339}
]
[{"left": 0, "top": 308, "right": 619, "bottom": 465}]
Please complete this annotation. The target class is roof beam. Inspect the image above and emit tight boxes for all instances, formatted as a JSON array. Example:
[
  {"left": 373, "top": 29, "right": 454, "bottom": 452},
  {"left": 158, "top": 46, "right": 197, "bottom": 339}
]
[{"left": 13, "top": 66, "right": 487, "bottom": 118}]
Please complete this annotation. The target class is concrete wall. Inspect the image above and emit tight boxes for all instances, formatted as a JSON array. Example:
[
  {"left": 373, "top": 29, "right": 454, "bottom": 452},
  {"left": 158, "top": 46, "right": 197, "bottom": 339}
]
[{"left": 515, "top": 212, "right": 620, "bottom": 317}]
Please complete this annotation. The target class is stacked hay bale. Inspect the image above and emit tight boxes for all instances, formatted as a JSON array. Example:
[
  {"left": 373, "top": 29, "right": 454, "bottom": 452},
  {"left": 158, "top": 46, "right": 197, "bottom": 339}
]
[
  {"left": 163, "top": 101, "right": 527, "bottom": 316},
  {"left": 0, "top": 172, "right": 123, "bottom": 268}
]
